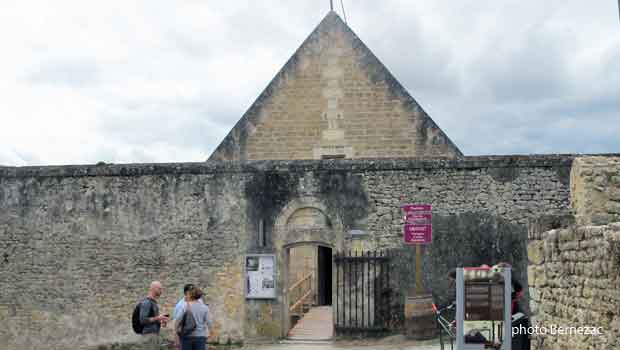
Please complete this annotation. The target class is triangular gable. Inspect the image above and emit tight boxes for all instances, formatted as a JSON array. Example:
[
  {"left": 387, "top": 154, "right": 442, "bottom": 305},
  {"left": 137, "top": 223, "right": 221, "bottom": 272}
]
[{"left": 208, "top": 11, "right": 462, "bottom": 161}]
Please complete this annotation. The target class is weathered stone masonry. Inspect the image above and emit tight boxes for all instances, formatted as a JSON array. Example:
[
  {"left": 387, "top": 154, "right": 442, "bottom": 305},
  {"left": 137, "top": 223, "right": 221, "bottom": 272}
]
[
  {"left": 208, "top": 12, "right": 462, "bottom": 162},
  {"left": 529, "top": 223, "right": 620, "bottom": 350},
  {"left": 0, "top": 155, "right": 577, "bottom": 349},
  {"left": 528, "top": 157, "right": 620, "bottom": 350},
  {"left": 0, "top": 169, "right": 248, "bottom": 350}
]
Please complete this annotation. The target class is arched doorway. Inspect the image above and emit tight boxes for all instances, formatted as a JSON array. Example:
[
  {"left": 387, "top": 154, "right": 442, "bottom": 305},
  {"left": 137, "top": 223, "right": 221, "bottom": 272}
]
[
  {"left": 273, "top": 198, "right": 344, "bottom": 339},
  {"left": 284, "top": 242, "right": 333, "bottom": 340}
]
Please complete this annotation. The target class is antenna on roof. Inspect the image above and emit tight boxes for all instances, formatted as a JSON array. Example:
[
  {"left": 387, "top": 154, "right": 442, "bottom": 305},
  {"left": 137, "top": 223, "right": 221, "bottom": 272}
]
[
  {"left": 340, "top": 0, "right": 348, "bottom": 23},
  {"left": 330, "top": 0, "right": 333, "bottom": 12}
]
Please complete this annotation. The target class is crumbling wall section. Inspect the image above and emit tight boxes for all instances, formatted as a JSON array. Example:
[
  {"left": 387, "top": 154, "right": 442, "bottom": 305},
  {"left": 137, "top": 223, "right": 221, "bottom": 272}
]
[
  {"left": 528, "top": 224, "right": 620, "bottom": 349},
  {"left": 528, "top": 156, "right": 620, "bottom": 349}
]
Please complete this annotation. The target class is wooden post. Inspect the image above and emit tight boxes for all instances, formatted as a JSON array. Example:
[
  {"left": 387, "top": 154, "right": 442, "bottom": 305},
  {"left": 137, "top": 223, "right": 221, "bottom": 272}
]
[{"left": 415, "top": 245, "right": 423, "bottom": 294}]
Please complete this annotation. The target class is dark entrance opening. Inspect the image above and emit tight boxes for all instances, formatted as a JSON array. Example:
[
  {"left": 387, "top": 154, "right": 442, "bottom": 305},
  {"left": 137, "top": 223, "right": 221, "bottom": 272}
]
[{"left": 317, "top": 246, "right": 332, "bottom": 306}]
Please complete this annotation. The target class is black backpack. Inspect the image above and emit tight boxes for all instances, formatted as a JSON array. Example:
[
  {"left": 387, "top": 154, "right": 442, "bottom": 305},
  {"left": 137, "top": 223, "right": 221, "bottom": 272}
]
[
  {"left": 132, "top": 298, "right": 154, "bottom": 334},
  {"left": 175, "top": 304, "right": 197, "bottom": 336}
]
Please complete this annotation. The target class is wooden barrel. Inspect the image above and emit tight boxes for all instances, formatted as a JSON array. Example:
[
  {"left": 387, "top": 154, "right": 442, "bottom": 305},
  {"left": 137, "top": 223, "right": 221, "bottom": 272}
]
[{"left": 404, "top": 294, "right": 438, "bottom": 340}]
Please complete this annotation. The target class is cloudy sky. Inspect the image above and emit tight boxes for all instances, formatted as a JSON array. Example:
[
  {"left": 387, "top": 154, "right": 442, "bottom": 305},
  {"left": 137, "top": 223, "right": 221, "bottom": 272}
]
[{"left": 1, "top": 1, "right": 618, "bottom": 166}]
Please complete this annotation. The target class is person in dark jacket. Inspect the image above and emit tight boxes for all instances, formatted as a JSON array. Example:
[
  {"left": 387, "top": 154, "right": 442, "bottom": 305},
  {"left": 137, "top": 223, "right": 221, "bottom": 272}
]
[
  {"left": 139, "top": 281, "right": 170, "bottom": 350},
  {"left": 494, "top": 262, "right": 525, "bottom": 314}
]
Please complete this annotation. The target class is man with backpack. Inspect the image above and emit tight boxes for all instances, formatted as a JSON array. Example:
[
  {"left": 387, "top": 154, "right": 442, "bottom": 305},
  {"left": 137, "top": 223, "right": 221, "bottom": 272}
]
[{"left": 133, "top": 281, "right": 170, "bottom": 350}]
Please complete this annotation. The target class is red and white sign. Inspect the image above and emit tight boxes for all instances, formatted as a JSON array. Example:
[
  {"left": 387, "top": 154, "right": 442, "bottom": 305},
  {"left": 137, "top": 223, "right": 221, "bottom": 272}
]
[
  {"left": 404, "top": 212, "right": 432, "bottom": 224},
  {"left": 403, "top": 224, "right": 432, "bottom": 244},
  {"left": 401, "top": 203, "right": 432, "bottom": 245},
  {"left": 401, "top": 204, "right": 432, "bottom": 213}
]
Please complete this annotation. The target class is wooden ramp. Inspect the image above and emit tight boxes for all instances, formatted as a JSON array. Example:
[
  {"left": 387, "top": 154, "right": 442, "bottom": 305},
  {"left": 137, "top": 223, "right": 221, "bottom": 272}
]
[{"left": 288, "top": 306, "right": 333, "bottom": 340}]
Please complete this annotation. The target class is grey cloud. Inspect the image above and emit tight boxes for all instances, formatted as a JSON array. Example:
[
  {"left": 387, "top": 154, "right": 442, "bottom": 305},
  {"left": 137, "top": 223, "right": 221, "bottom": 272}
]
[
  {"left": 449, "top": 91, "right": 620, "bottom": 156},
  {"left": 0, "top": 148, "right": 40, "bottom": 166},
  {"left": 3, "top": 1, "right": 619, "bottom": 166},
  {"left": 204, "top": 102, "right": 248, "bottom": 127},
  {"left": 98, "top": 98, "right": 228, "bottom": 152},
  {"left": 468, "top": 27, "right": 571, "bottom": 104},
  {"left": 166, "top": 31, "right": 212, "bottom": 59},
  {"left": 542, "top": 94, "right": 620, "bottom": 119},
  {"left": 162, "top": 1, "right": 620, "bottom": 158},
  {"left": 367, "top": 21, "right": 459, "bottom": 99},
  {"left": 162, "top": 2, "right": 318, "bottom": 61},
  {"left": 87, "top": 146, "right": 120, "bottom": 165},
  {"left": 26, "top": 59, "right": 100, "bottom": 87}
]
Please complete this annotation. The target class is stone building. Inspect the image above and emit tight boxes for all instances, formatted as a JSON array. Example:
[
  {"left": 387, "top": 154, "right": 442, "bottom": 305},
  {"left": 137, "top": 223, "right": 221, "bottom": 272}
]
[
  {"left": 209, "top": 12, "right": 461, "bottom": 161},
  {"left": 0, "top": 11, "right": 618, "bottom": 350}
]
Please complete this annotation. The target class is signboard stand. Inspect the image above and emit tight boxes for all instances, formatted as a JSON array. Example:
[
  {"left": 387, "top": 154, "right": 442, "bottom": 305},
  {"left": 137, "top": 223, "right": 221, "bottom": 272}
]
[
  {"left": 401, "top": 203, "right": 433, "bottom": 294},
  {"left": 402, "top": 203, "right": 436, "bottom": 340},
  {"left": 455, "top": 267, "right": 512, "bottom": 350}
]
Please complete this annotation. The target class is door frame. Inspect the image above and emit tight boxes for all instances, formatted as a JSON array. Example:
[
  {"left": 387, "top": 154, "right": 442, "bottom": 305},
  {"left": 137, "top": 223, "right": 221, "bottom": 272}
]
[{"left": 282, "top": 241, "right": 334, "bottom": 336}]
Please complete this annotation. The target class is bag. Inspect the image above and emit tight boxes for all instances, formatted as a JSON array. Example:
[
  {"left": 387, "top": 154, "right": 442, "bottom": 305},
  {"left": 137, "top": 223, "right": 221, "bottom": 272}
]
[
  {"left": 176, "top": 303, "right": 197, "bottom": 336},
  {"left": 132, "top": 298, "right": 154, "bottom": 334},
  {"left": 465, "top": 330, "right": 487, "bottom": 344}
]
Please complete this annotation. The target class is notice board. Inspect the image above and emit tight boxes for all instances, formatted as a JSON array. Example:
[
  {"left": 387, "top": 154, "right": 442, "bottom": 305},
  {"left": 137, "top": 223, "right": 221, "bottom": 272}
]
[{"left": 245, "top": 254, "right": 276, "bottom": 299}]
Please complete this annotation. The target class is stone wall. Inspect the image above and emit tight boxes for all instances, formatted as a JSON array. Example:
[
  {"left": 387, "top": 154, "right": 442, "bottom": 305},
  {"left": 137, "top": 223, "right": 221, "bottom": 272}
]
[
  {"left": 0, "top": 155, "right": 579, "bottom": 349},
  {"left": 0, "top": 167, "right": 248, "bottom": 350},
  {"left": 528, "top": 223, "right": 620, "bottom": 349},
  {"left": 570, "top": 157, "right": 620, "bottom": 226},
  {"left": 361, "top": 157, "right": 572, "bottom": 308},
  {"left": 528, "top": 156, "right": 620, "bottom": 350}
]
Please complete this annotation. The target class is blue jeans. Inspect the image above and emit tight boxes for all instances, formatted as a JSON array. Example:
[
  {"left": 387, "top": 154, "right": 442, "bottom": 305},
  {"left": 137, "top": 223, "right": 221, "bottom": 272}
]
[{"left": 181, "top": 336, "right": 206, "bottom": 350}]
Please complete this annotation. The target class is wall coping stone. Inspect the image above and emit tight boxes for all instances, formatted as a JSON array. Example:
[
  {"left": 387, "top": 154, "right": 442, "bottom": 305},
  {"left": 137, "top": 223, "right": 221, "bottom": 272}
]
[{"left": 2, "top": 154, "right": 618, "bottom": 179}]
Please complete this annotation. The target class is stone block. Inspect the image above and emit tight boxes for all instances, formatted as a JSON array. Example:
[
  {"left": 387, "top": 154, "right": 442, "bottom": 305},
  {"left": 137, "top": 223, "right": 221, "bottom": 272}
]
[
  {"left": 609, "top": 187, "right": 620, "bottom": 201},
  {"left": 528, "top": 240, "right": 545, "bottom": 265},
  {"left": 543, "top": 239, "right": 558, "bottom": 261},
  {"left": 528, "top": 265, "right": 538, "bottom": 287},
  {"left": 558, "top": 228, "right": 574, "bottom": 242},
  {"left": 606, "top": 201, "right": 620, "bottom": 214}
]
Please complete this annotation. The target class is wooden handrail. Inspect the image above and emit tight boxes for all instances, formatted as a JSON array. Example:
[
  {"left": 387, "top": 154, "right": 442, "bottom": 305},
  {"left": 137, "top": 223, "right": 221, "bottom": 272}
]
[
  {"left": 288, "top": 272, "right": 313, "bottom": 313},
  {"left": 288, "top": 272, "right": 313, "bottom": 292},
  {"left": 289, "top": 289, "right": 313, "bottom": 312}
]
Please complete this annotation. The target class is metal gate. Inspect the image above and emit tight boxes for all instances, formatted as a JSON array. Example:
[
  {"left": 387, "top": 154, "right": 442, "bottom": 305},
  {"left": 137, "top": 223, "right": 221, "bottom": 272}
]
[{"left": 334, "top": 250, "right": 402, "bottom": 335}]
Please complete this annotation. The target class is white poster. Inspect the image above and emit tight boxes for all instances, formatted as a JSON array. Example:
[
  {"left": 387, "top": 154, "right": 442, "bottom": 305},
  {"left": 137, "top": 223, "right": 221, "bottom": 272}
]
[{"left": 245, "top": 255, "right": 276, "bottom": 299}]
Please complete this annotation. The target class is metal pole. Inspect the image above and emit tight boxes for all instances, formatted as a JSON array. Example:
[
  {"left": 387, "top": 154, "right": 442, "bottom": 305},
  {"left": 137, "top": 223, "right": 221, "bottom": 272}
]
[
  {"left": 367, "top": 251, "right": 370, "bottom": 329},
  {"left": 503, "top": 268, "right": 512, "bottom": 350},
  {"left": 340, "top": 0, "right": 348, "bottom": 23},
  {"left": 456, "top": 268, "right": 464, "bottom": 350},
  {"left": 361, "top": 252, "right": 365, "bottom": 328},
  {"left": 360, "top": 251, "right": 366, "bottom": 328},
  {"left": 355, "top": 250, "right": 358, "bottom": 328},
  {"left": 386, "top": 250, "right": 391, "bottom": 328},
  {"left": 373, "top": 251, "right": 377, "bottom": 327},
  {"left": 336, "top": 252, "right": 339, "bottom": 328},
  {"left": 348, "top": 250, "right": 352, "bottom": 330},
  {"left": 379, "top": 251, "right": 383, "bottom": 328},
  {"left": 330, "top": 0, "right": 334, "bottom": 11}
]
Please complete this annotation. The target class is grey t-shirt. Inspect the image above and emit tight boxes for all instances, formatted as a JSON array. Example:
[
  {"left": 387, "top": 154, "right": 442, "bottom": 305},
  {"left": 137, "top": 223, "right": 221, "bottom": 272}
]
[
  {"left": 139, "top": 297, "right": 161, "bottom": 334},
  {"left": 180, "top": 302, "right": 213, "bottom": 338}
]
